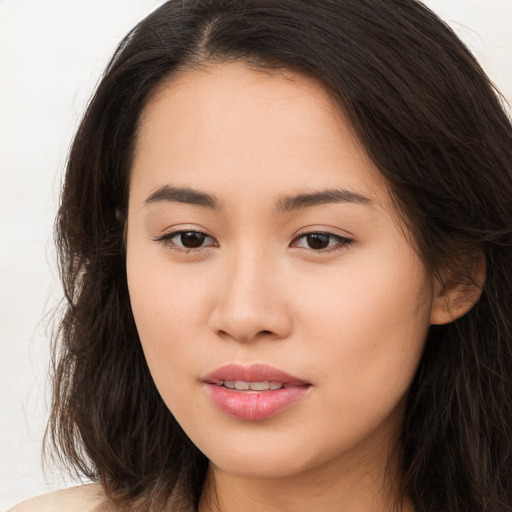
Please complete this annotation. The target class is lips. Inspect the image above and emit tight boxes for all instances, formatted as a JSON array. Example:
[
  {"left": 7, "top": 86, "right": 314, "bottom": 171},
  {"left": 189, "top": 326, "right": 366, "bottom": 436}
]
[{"left": 203, "top": 364, "right": 311, "bottom": 421}]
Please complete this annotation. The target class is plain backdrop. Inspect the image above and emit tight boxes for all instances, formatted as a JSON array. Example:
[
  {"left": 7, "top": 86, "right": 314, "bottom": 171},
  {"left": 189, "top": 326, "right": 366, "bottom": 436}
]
[{"left": 1, "top": 1, "right": 511, "bottom": 510}]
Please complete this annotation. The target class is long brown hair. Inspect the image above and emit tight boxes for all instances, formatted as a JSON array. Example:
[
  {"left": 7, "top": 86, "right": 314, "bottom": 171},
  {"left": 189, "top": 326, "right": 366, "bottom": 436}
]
[{"left": 47, "top": 1, "right": 512, "bottom": 510}]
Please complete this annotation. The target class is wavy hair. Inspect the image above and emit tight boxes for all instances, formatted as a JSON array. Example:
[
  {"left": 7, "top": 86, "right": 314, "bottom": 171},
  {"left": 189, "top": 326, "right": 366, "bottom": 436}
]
[{"left": 47, "top": 1, "right": 512, "bottom": 510}]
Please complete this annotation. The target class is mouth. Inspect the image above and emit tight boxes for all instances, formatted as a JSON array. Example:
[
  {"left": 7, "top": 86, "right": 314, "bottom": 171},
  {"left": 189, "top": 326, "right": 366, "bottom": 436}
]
[
  {"left": 204, "top": 363, "right": 309, "bottom": 386},
  {"left": 203, "top": 364, "right": 311, "bottom": 420},
  {"left": 217, "top": 380, "right": 287, "bottom": 391}
]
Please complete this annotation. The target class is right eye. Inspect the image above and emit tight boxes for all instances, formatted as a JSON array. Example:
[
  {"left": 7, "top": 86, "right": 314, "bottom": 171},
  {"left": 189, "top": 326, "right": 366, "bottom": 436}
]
[{"left": 155, "top": 230, "right": 219, "bottom": 252}]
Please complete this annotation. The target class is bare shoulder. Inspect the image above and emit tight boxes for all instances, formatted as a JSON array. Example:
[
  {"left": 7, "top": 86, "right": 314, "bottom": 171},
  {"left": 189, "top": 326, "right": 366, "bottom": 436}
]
[{"left": 9, "top": 483, "right": 107, "bottom": 512}]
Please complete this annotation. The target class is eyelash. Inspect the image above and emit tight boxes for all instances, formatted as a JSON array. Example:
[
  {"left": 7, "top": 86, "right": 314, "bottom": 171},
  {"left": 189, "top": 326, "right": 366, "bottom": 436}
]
[
  {"left": 290, "top": 231, "right": 354, "bottom": 253},
  {"left": 154, "top": 230, "right": 353, "bottom": 254},
  {"left": 154, "top": 230, "right": 218, "bottom": 253}
]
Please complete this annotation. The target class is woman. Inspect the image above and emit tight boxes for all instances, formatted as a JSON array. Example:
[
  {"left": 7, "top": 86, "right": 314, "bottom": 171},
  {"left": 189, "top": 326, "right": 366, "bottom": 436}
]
[{"left": 12, "top": 0, "right": 512, "bottom": 511}]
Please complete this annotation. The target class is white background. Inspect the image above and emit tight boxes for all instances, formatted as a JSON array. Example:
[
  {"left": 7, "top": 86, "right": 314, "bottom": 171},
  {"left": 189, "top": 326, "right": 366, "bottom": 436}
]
[{"left": 1, "top": 1, "right": 511, "bottom": 510}]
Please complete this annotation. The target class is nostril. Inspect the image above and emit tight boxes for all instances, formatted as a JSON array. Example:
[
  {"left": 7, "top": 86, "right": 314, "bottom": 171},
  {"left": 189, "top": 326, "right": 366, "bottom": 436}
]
[{"left": 211, "top": 299, "right": 293, "bottom": 342}]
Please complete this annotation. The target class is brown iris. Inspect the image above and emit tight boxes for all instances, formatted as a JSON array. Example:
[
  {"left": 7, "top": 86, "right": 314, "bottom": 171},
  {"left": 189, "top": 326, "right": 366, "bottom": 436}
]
[
  {"left": 305, "top": 233, "right": 330, "bottom": 250},
  {"left": 179, "top": 231, "right": 207, "bottom": 248}
]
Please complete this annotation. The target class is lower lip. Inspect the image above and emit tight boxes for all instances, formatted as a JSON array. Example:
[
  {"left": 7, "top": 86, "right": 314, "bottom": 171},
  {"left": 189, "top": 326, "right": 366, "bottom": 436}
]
[{"left": 205, "top": 384, "right": 310, "bottom": 420}]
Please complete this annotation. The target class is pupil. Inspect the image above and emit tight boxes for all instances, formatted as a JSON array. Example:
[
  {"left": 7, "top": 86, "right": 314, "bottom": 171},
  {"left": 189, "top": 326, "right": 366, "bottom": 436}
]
[
  {"left": 307, "top": 233, "right": 329, "bottom": 250},
  {"left": 180, "top": 232, "right": 205, "bottom": 248}
]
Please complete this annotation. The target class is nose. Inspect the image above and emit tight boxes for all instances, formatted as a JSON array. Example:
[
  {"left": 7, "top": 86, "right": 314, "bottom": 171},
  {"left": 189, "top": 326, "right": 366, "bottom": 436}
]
[{"left": 209, "top": 248, "right": 293, "bottom": 343}]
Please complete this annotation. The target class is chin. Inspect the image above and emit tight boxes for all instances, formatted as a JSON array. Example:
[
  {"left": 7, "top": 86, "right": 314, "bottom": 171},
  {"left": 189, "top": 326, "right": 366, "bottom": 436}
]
[
  {"left": 211, "top": 454, "right": 316, "bottom": 480},
  {"left": 194, "top": 429, "right": 347, "bottom": 481}
]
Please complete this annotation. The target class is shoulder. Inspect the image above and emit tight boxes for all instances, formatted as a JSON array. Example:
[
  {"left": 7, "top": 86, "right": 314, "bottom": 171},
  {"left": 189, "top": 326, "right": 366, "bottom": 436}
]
[{"left": 9, "top": 483, "right": 107, "bottom": 512}]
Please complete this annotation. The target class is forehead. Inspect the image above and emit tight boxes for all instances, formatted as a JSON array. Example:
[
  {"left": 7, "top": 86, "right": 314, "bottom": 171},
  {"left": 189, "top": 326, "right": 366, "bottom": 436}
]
[{"left": 130, "top": 62, "right": 388, "bottom": 208}]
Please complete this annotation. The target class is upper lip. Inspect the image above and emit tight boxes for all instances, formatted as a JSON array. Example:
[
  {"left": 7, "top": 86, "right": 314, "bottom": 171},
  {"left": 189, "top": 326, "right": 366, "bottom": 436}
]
[{"left": 204, "top": 363, "right": 309, "bottom": 385}]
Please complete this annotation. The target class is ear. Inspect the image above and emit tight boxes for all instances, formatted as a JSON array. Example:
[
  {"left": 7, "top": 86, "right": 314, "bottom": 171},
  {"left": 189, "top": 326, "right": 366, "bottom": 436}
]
[{"left": 430, "top": 253, "right": 486, "bottom": 325}]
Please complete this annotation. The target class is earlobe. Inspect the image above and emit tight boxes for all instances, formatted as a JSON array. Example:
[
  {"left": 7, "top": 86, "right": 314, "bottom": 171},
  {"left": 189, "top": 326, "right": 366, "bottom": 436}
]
[{"left": 430, "top": 254, "right": 486, "bottom": 325}]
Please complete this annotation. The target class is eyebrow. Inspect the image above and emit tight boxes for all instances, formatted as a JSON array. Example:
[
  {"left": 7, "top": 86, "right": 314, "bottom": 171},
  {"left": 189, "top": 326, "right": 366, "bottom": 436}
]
[
  {"left": 275, "top": 188, "right": 373, "bottom": 212},
  {"left": 145, "top": 185, "right": 221, "bottom": 209},
  {"left": 144, "top": 185, "right": 373, "bottom": 212}
]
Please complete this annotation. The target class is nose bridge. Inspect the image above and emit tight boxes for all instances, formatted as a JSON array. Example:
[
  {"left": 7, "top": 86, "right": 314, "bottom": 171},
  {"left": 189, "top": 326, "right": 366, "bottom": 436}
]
[
  {"left": 212, "top": 242, "right": 291, "bottom": 341},
  {"left": 228, "top": 245, "right": 270, "bottom": 308}
]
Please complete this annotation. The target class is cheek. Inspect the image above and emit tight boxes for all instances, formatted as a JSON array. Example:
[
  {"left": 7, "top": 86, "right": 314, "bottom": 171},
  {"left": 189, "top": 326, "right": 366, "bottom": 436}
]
[
  {"left": 293, "top": 242, "right": 432, "bottom": 408},
  {"left": 126, "top": 223, "right": 213, "bottom": 332},
  {"left": 125, "top": 245, "right": 213, "bottom": 394}
]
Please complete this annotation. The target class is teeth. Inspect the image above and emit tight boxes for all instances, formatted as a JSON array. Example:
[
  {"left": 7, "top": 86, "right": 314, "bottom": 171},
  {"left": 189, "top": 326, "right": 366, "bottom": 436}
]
[
  {"left": 248, "top": 381, "right": 270, "bottom": 391},
  {"left": 218, "top": 381, "right": 284, "bottom": 391}
]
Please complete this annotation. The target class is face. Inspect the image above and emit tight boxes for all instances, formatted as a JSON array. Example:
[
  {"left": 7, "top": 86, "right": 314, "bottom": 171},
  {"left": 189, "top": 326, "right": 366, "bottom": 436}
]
[{"left": 126, "top": 62, "right": 436, "bottom": 482}]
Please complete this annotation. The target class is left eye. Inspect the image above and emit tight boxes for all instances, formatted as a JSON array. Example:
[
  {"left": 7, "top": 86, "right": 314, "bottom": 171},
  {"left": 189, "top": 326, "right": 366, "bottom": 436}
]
[
  {"left": 158, "top": 230, "right": 217, "bottom": 250},
  {"left": 291, "top": 232, "right": 352, "bottom": 251}
]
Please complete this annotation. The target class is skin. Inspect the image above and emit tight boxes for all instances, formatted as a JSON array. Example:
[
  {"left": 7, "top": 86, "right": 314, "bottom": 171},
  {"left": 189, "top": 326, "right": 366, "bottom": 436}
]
[{"left": 126, "top": 62, "right": 460, "bottom": 512}]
